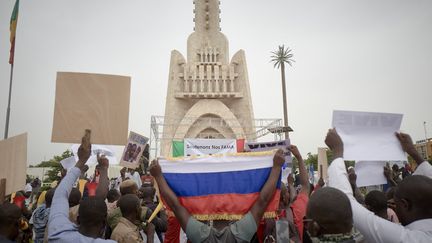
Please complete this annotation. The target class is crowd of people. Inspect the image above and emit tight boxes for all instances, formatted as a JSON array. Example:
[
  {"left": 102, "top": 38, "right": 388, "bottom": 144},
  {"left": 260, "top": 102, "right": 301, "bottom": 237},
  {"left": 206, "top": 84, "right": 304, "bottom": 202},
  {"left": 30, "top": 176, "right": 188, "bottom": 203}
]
[{"left": 1, "top": 129, "right": 431, "bottom": 243}]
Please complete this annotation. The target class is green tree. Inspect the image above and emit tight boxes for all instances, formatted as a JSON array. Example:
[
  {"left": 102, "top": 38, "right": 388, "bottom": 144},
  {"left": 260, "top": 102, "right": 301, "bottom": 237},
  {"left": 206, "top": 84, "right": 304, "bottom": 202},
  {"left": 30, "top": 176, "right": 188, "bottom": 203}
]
[
  {"left": 302, "top": 149, "right": 334, "bottom": 171},
  {"left": 34, "top": 150, "right": 73, "bottom": 185},
  {"left": 304, "top": 152, "right": 318, "bottom": 171},
  {"left": 271, "top": 45, "right": 294, "bottom": 139}
]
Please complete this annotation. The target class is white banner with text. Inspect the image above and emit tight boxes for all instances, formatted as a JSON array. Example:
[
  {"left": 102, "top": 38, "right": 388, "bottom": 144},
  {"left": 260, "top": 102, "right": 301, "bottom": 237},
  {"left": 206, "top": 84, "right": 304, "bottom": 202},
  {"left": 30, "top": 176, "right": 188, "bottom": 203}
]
[{"left": 184, "top": 139, "right": 237, "bottom": 156}]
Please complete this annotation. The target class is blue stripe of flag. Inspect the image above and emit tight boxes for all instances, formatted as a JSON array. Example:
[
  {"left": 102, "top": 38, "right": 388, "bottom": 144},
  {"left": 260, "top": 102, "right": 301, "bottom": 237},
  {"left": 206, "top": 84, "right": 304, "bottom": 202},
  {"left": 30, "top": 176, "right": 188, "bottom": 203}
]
[{"left": 163, "top": 167, "right": 281, "bottom": 197}]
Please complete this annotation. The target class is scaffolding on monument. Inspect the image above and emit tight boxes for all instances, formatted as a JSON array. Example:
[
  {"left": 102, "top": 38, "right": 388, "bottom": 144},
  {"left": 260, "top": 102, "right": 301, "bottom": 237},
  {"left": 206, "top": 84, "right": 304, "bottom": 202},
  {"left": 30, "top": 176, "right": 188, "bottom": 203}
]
[{"left": 149, "top": 115, "right": 283, "bottom": 158}]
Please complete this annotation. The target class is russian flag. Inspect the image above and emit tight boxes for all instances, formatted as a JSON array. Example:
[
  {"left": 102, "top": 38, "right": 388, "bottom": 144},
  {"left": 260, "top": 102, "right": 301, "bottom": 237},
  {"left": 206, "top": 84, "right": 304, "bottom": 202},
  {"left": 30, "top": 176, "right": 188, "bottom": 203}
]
[{"left": 159, "top": 151, "right": 281, "bottom": 221}]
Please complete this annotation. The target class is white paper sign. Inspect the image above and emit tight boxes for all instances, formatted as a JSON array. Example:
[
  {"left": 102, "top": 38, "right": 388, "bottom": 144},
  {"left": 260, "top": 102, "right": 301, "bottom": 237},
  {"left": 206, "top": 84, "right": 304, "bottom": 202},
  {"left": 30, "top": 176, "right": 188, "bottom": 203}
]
[
  {"left": 184, "top": 139, "right": 236, "bottom": 156},
  {"left": 119, "top": 131, "right": 149, "bottom": 169},
  {"left": 355, "top": 161, "right": 387, "bottom": 187},
  {"left": 281, "top": 166, "right": 292, "bottom": 184},
  {"left": 60, "top": 156, "right": 77, "bottom": 171},
  {"left": 332, "top": 110, "right": 406, "bottom": 161},
  {"left": 71, "top": 144, "right": 118, "bottom": 166}
]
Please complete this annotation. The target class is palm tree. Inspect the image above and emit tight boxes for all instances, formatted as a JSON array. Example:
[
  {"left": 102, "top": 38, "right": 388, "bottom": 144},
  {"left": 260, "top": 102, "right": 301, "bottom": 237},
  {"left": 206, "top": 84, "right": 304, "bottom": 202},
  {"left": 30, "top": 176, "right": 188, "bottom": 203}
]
[{"left": 271, "top": 45, "right": 294, "bottom": 139}]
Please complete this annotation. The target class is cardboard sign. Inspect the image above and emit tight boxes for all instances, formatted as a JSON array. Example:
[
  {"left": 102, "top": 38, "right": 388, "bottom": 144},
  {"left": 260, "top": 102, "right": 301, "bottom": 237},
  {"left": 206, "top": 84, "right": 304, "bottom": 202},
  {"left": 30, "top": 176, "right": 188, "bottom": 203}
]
[
  {"left": 0, "top": 133, "right": 27, "bottom": 195},
  {"left": 51, "top": 72, "right": 131, "bottom": 145},
  {"left": 119, "top": 132, "right": 149, "bottom": 169},
  {"left": 317, "top": 147, "right": 328, "bottom": 181},
  {"left": 332, "top": 110, "right": 405, "bottom": 161},
  {"left": 184, "top": 139, "right": 237, "bottom": 156}
]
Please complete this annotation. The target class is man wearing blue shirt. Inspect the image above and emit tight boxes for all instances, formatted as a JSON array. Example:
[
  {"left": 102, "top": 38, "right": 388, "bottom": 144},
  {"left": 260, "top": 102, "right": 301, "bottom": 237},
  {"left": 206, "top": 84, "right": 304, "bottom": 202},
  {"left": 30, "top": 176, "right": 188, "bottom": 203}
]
[{"left": 48, "top": 131, "right": 115, "bottom": 243}]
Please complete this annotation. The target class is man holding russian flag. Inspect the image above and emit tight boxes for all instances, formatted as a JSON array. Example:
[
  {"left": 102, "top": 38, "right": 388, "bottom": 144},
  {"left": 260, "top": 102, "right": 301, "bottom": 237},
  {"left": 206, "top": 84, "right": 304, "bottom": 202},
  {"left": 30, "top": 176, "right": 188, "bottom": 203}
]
[{"left": 149, "top": 149, "right": 286, "bottom": 243}]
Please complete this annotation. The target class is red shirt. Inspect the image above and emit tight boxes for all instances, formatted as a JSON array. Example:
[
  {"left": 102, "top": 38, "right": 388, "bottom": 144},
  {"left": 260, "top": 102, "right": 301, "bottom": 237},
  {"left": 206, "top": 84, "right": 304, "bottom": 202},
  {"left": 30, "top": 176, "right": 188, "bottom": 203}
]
[
  {"left": 290, "top": 192, "right": 308, "bottom": 241},
  {"left": 164, "top": 216, "right": 181, "bottom": 243}
]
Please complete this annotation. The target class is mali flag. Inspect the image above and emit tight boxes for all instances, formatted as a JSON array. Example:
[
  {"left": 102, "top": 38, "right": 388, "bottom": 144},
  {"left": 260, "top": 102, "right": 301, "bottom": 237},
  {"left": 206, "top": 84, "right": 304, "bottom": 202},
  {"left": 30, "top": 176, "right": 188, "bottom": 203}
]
[{"left": 9, "top": 0, "right": 20, "bottom": 64}]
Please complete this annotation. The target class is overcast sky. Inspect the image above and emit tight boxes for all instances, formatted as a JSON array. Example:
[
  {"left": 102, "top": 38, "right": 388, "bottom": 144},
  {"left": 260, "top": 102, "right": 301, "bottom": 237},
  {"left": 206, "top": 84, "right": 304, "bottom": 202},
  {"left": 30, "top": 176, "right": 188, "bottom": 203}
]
[{"left": 1, "top": 0, "right": 431, "bottom": 165}]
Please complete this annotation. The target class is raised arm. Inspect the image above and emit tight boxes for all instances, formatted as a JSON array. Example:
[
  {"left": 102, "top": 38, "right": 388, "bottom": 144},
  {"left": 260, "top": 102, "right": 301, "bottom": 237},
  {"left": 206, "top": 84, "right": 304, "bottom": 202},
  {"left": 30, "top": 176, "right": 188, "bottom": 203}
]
[
  {"left": 250, "top": 149, "right": 284, "bottom": 226},
  {"left": 396, "top": 132, "right": 432, "bottom": 178},
  {"left": 396, "top": 133, "right": 424, "bottom": 166},
  {"left": 287, "top": 173, "right": 297, "bottom": 202},
  {"left": 49, "top": 131, "right": 91, "bottom": 238},
  {"left": 288, "top": 145, "right": 309, "bottom": 194},
  {"left": 149, "top": 160, "right": 191, "bottom": 231},
  {"left": 384, "top": 163, "right": 398, "bottom": 187},
  {"left": 325, "top": 129, "right": 407, "bottom": 243},
  {"left": 95, "top": 154, "right": 109, "bottom": 200}
]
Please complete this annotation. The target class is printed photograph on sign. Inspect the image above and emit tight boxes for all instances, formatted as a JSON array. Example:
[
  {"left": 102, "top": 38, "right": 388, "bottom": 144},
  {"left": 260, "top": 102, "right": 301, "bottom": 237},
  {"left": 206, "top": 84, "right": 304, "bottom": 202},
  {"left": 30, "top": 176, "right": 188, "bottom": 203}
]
[{"left": 120, "top": 131, "right": 149, "bottom": 169}]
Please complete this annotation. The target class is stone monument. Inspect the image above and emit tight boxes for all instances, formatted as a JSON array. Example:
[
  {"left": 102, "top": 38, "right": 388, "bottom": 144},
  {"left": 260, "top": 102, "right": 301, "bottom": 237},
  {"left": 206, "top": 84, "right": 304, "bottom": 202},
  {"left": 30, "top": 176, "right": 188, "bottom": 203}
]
[{"left": 161, "top": 0, "right": 256, "bottom": 156}]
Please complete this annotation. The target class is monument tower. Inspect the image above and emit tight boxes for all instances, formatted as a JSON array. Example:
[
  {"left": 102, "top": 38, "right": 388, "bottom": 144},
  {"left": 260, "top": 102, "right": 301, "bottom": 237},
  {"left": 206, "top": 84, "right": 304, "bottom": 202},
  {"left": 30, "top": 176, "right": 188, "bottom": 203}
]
[{"left": 160, "top": 0, "right": 256, "bottom": 156}]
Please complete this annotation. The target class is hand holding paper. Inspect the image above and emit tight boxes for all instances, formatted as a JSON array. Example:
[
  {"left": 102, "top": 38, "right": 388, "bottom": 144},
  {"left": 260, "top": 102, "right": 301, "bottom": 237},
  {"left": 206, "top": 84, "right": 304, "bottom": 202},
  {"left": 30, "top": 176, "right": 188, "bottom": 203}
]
[
  {"left": 273, "top": 149, "right": 285, "bottom": 167},
  {"left": 287, "top": 145, "right": 301, "bottom": 160},
  {"left": 395, "top": 132, "right": 424, "bottom": 164},
  {"left": 97, "top": 153, "right": 109, "bottom": 169},
  {"left": 325, "top": 128, "right": 343, "bottom": 159}
]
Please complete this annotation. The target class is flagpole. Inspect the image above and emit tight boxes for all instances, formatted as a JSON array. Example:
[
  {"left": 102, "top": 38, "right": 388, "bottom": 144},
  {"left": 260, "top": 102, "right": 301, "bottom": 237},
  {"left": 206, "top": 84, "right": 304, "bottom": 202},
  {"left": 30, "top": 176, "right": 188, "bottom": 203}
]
[
  {"left": 5, "top": 0, "right": 20, "bottom": 139},
  {"left": 4, "top": 63, "right": 14, "bottom": 139}
]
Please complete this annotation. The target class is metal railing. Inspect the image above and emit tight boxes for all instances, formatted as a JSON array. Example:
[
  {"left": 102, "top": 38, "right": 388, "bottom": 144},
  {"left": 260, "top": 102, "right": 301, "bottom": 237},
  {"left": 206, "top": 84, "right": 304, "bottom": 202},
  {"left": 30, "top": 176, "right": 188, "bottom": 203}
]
[{"left": 149, "top": 115, "right": 282, "bottom": 158}]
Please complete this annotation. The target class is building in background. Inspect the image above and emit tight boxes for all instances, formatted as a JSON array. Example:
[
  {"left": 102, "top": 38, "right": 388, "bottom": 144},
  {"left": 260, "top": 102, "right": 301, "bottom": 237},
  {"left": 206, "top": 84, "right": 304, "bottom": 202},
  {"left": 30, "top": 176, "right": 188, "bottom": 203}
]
[{"left": 414, "top": 138, "right": 432, "bottom": 160}]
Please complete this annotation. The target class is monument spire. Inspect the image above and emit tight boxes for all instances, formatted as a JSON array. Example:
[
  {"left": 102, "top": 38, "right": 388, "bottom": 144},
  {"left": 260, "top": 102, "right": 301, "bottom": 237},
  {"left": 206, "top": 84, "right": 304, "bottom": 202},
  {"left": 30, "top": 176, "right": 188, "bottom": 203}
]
[
  {"left": 161, "top": 0, "right": 256, "bottom": 157},
  {"left": 193, "top": 0, "right": 221, "bottom": 32},
  {"left": 188, "top": 0, "right": 227, "bottom": 63}
]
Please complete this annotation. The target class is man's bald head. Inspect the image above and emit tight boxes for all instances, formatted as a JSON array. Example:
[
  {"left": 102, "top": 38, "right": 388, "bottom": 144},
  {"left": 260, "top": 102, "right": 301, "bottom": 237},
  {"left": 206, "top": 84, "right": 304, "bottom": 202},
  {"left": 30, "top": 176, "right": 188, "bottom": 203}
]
[
  {"left": 306, "top": 187, "right": 353, "bottom": 236},
  {"left": 118, "top": 194, "right": 141, "bottom": 219},
  {"left": 45, "top": 188, "right": 56, "bottom": 208},
  {"left": 140, "top": 186, "right": 156, "bottom": 200},
  {"left": 394, "top": 175, "right": 432, "bottom": 226},
  {"left": 365, "top": 190, "right": 388, "bottom": 218},
  {"left": 78, "top": 197, "right": 107, "bottom": 227},
  {"left": 69, "top": 188, "right": 82, "bottom": 207}
]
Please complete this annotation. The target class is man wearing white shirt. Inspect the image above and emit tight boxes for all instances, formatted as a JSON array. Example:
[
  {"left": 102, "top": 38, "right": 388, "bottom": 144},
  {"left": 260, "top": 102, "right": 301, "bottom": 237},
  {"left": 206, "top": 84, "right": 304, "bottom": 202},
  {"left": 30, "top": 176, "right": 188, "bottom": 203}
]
[
  {"left": 126, "top": 168, "right": 142, "bottom": 189},
  {"left": 114, "top": 167, "right": 128, "bottom": 191},
  {"left": 325, "top": 129, "right": 432, "bottom": 243}
]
